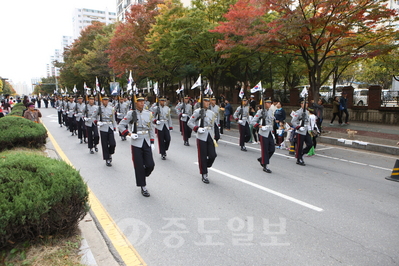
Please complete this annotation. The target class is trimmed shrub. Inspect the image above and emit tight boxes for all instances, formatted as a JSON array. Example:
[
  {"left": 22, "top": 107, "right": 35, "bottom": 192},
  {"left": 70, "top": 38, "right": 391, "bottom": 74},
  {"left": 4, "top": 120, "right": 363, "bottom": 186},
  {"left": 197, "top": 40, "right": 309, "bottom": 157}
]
[
  {"left": 8, "top": 102, "right": 27, "bottom": 117},
  {"left": 0, "top": 150, "right": 89, "bottom": 249},
  {"left": 0, "top": 116, "right": 47, "bottom": 152}
]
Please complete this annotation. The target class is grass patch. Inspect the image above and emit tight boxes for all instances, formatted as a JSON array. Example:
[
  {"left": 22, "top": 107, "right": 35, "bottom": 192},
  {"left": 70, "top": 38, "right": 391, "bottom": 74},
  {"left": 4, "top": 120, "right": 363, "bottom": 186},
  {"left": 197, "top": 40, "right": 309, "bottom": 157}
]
[{"left": 0, "top": 229, "right": 85, "bottom": 266}]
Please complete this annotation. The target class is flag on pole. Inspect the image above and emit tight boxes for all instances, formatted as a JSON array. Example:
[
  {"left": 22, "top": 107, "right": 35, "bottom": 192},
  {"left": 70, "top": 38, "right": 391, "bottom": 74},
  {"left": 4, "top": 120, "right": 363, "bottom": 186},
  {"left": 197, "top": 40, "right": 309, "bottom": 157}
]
[
  {"left": 101, "top": 87, "right": 105, "bottom": 95},
  {"left": 153, "top": 82, "right": 159, "bottom": 96},
  {"left": 176, "top": 84, "right": 184, "bottom": 94},
  {"left": 96, "top": 77, "right": 100, "bottom": 92},
  {"left": 127, "top": 70, "right": 133, "bottom": 92},
  {"left": 111, "top": 83, "right": 118, "bottom": 95},
  {"left": 250, "top": 81, "right": 262, "bottom": 93},
  {"left": 61, "top": 88, "right": 65, "bottom": 94},
  {"left": 204, "top": 83, "right": 213, "bottom": 95},
  {"left": 191, "top": 75, "right": 201, "bottom": 90},
  {"left": 300, "top": 86, "right": 308, "bottom": 98},
  {"left": 238, "top": 85, "right": 245, "bottom": 99},
  {"left": 133, "top": 84, "right": 138, "bottom": 94},
  {"left": 73, "top": 85, "right": 77, "bottom": 93}
]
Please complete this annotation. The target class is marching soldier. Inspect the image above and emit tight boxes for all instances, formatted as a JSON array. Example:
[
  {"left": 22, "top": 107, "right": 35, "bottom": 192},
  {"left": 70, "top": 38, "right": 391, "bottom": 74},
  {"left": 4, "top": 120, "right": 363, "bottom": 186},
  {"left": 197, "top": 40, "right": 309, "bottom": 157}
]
[
  {"left": 75, "top": 96, "right": 87, "bottom": 144},
  {"left": 96, "top": 95, "right": 117, "bottom": 167},
  {"left": 118, "top": 94, "right": 155, "bottom": 197},
  {"left": 176, "top": 95, "right": 192, "bottom": 146},
  {"left": 250, "top": 98, "right": 275, "bottom": 173},
  {"left": 55, "top": 95, "right": 63, "bottom": 127},
  {"left": 291, "top": 100, "right": 313, "bottom": 166},
  {"left": 62, "top": 96, "right": 68, "bottom": 128},
  {"left": 150, "top": 96, "right": 173, "bottom": 160},
  {"left": 209, "top": 96, "right": 220, "bottom": 142},
  {"left": 188, "top": 95, "right": 217, "bottom": 184},
  {"left": 233, "top": 96, "right": 251, "bottom": 151},
  {"left": 115, "top": 96, "right": 129, "bottom": 140},
  {"left": 67, "top": 96, "right": 77, "bottom": 136},
  {"left": 85, "top": 95, "right": 99, "bottom": 154}
]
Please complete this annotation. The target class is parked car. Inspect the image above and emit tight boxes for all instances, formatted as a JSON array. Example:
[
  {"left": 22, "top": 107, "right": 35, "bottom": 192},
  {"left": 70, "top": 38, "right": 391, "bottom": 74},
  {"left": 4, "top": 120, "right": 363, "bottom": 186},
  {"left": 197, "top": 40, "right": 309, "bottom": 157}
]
[{"left": 353, "top": 89, "right": 368, "bottom": 106}]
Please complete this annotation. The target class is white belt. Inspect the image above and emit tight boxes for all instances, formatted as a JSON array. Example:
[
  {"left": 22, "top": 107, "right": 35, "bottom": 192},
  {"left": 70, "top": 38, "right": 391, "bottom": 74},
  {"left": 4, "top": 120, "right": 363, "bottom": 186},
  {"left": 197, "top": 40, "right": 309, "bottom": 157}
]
[
  {"left": 137, "top": 130, "right": 149, "bottom": 134},
  {"left": 101, "top": 121, "right": 112, "bottom": 124}
]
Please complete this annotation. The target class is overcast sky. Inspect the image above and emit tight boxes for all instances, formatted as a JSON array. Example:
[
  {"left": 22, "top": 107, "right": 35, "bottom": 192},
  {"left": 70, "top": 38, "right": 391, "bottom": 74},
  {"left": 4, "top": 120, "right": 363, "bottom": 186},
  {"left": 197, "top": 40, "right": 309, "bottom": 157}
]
[{"left": 0, "top": 0, "right": 116, "bottom": 88}]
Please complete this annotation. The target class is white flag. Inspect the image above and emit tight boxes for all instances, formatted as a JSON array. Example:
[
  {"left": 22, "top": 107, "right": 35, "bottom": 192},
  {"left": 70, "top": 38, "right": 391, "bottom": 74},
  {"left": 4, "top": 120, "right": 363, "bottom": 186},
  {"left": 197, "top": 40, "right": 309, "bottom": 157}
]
[
  {"left": 133, "top": 84, "right": 138, "bottom": 94},
  {"left": 153, "top": 82, "right": 159, "bottom": 96},
  {"left": 73, "top": 85, "right": 77, "bottom": 93},
  {"left": 127, "top": 70, "right": 134, "bottom": 92},
  {"left": 84, "top": 82, "right": 89, "bottom": 92},
  {"left": 250, "top": 81, "right": 262, "bottom": 93},
  {"left": 300, "top": 86, "right": 308, "bottom": 98},
  {"left": 204, "top": 83, "right": 213, "bottom": 95},
  {"left": 238, "top": 85, "right": 245, "bottom": 99},
  {"left": 96, "top": 77, "right": 100, "bottom": 92},
  {"left": 176, "top": 84, "right": 184, "bottom": 94},
  {"left": 111, "top": 84, "right": 118, "bottom": 95},
  {"left": 101, "top": 87, "right": 105, "bottom": 95},
  {"left": 61, "top": 88, "right": 65, "bottom": 94},
  {"left": 191, "top": 75, "right": 201, "bottom": 90}
]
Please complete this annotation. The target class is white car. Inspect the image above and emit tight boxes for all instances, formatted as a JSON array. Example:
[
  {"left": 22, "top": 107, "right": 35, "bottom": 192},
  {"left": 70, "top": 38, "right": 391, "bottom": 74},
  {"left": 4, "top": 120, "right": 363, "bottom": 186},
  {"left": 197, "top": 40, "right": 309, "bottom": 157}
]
[{"left": 353, "top": 89, "right": 368, "bottom": 106}]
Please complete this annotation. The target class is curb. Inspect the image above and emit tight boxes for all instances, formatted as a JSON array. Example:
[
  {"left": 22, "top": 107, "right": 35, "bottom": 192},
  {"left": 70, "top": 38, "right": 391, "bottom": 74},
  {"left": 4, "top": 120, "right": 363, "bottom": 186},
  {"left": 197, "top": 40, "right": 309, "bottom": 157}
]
[{"left": 318, "top": 136, "right": 399, "bottom": 155}]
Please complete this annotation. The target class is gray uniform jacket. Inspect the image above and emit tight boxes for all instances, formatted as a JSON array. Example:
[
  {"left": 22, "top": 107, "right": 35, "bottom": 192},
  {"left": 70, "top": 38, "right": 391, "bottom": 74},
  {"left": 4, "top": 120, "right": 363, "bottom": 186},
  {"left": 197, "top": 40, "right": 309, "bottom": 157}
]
[
  {"left": 96, "top": 104, "right": 117, "bottom": 132},
  {"left": 150, "top": 104, "right": 173, "bottom": 130},
  {"left": 176, "top": 102, "right": 192, "bottom": 122},
  {"left": 75, "top": 103, "right": 86, "bottom": 121},
  {"left": 188, "top": 108, "right": 217, "bottom": 142},
  {"left": 291, "top": 108, "right": 310, "bottom": 136},
  {"left": 250, "top": 109, "right": 275, "bottom": 138},
  {"left": 67, "top": 102, "right": 76, "bottom": 118},
  {"left": 233, "top": 105, "right": 250, "bottom": 125},
  {"left": 115, "top": 102, "right": 128, "bottom": 120},
  {"left": 118, "top": 109, "right": 155, "bottom": 148},
  {"left": 84, "top": 104, "right": 98, "bottom": 127},
  {"left": 209, "top": 104, "right": 220, "bottom": 124},
  {"left": 55, "top": 100, "right": 63, "bottom": 111}
]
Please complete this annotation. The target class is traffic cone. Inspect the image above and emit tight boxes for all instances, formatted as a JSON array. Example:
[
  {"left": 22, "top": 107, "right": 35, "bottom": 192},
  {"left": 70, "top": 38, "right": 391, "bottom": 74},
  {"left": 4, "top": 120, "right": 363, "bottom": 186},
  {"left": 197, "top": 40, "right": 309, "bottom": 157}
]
[
  {"left": 386, "top": 159, "right": 399, "bottom": 182},
  {"left": 289, "top": 142, "right": 295, "bottom": 155}
]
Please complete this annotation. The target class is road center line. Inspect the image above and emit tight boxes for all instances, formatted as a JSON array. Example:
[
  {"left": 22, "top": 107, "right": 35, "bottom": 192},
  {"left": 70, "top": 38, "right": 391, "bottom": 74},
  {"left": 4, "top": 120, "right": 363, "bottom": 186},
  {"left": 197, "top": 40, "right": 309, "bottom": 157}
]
[{"left": 195, "top": 163, "right": 324, "bottom": 212}]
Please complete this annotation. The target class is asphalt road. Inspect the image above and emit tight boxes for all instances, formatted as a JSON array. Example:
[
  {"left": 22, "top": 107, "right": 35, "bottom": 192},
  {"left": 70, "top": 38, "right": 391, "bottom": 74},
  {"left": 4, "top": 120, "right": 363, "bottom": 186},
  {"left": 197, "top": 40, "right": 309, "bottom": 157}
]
[{"left": 41, "top": 107, "right": 399, "bottom": 266}]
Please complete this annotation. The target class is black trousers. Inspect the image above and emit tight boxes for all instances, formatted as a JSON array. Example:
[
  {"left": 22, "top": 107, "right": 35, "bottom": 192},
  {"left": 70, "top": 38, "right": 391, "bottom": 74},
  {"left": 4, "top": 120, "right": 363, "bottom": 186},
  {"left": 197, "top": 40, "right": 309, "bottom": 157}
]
[
  {"left": 62, "top": 113, "right": 68, "bottom": 127},
  {"left": 197, "top": 134, "right": 217, "bottom": 175},
  {"left": 86, "top": 125, "right": 99, "bottom": 149},
  {"left": 100, "top": 128, "right": 116, "bottom": 160},
  {"left": 68, "top": 116, "right": 77, "bottom": 132},
  {"left": 238, "top": 122, "right": 251, "bottom": 147},
  {"left": 295, "top": 132, "right": 313, "bottom": 160},
  {"left": 214, "top": 123, "right": 220, "bottom": 141},
  {"left": 131, "top": 142, "right": 155, "bottom": 187},
  {"left": 259, "top": 133, "right": 275, "bottom": 165},
  {"left": 181, "top": 120, "right": 192, "bottom": 142},
  {"left": 219, "top": 119, "right": 224, "bottom": 134},
  {"left": 330, "top": 112, "right": 341, "bottom": 123},
  {"left": 77, "top": 118, "right": 87, "bottom": 139},
  {"left": 157, "top": 125, "right": 171, "bottom": 155},
  {"left": 58, "top": 111, "right": 62, "bottom": 125},
  {"left": 339, "top": 109, "right": 349, "bottom": 124}
]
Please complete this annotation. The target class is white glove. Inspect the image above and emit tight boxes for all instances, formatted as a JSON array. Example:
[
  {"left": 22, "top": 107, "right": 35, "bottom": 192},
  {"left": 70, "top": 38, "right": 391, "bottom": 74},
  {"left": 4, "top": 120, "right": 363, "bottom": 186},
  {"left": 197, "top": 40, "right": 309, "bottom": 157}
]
[
  {"left": 238, "top": 119, "right": 243, "bottom": 125},
  {"left": 299, "top": 127, "right": 305, "bottom": 131},
  {"left": 182, "top": 114, "right": 188, "bottom": 117},
  {"left": 198, "top": 127, "right": 205, "bottom": 134},
  {"left": 82, "top": 117, "right": 86, "bottom": 121},
  {"left": 97, "top": 121, "right": 104, "bottom": 127},
  {"left": 131, "top": 133, "right": 138, "bottom": 140},
  {"left": 261, "top": 126, "right": 268, "bottom": 131},
  {"left": 156, "top": 120, "right": 161, "bottom": 125},
  {"left": 117, "top": 112, "right": 121, "bottom": 116},
  {"left": 151, "top": 144, "right": 155, "bottom": 151}
]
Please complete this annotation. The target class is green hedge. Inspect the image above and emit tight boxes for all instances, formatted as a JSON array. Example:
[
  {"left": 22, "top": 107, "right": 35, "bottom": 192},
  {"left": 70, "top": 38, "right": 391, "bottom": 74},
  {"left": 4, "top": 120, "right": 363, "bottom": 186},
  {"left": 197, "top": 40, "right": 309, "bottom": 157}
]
[
  {"left": 9, "top": 102, "right": 26, "bottom": 116},
  {"left": 0, "top": 116, "right": 47, "bottom": 152},
  {"left": 0, "top": 150, "right": 89, "bottom": 249}
]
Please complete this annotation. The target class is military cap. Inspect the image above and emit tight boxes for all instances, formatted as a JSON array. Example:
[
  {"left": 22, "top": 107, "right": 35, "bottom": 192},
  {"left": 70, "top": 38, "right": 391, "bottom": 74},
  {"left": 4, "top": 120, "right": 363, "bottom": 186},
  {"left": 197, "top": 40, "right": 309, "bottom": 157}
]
[
  {"left": 159, "top": 96, "right": 167, "bottom": 101},
  {"left": 203, "top": 94, "right": 210, "bottom": 101},
  {"left": 136, "top": 93, "right": 145, "bottom": 101},
  {"left": 102, "top": 94, "right": 109, "bottom": 100}
]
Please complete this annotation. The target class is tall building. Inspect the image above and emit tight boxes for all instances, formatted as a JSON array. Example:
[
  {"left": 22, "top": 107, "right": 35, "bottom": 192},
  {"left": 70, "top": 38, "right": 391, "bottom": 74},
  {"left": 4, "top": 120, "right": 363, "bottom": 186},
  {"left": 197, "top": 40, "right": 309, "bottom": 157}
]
[
  {"left": 72, "top": 8, "right": 117, "bottom": 39},
  {"left": 47, "top": 49, "right": 63, "bottom": 78},
  {"left": 117, "top": 0, "right": 191, "bottom": 22},
  {"left": 62, "top": 36, "right": 73, "bottom": 51}
]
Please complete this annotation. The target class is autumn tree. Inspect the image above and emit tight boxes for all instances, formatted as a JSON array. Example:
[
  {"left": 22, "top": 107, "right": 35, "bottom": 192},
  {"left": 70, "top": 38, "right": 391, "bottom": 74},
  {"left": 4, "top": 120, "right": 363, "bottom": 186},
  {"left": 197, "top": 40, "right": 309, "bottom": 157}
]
[
  {"left": 59, "top": 21, "right": 114, "bottom": 94},
  {"left": 213, "top": 0, "right": 398, "bottom": 101}
]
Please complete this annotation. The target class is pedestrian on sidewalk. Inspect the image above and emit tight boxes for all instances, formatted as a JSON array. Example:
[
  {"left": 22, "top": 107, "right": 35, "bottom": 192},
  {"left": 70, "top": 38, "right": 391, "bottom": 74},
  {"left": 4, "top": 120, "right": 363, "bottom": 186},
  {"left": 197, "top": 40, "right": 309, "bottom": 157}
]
[
  {"left": 118, "top": 94, "right": 155, "bottom": 197},
  {"left": 274, "top": 101, "right": 286, "bottom": 140},
  {"left": 330, "top": 96, "right": 341, "bottom": 125},
  {"left": 339, "top": 92, "right": 349, "bottom": 125}
]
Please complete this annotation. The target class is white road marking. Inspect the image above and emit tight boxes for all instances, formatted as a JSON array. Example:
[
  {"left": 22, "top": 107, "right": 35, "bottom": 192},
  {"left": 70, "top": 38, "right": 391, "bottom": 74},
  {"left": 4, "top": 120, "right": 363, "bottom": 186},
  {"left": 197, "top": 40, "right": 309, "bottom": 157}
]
[
  {"left": 196, "top": 163, "right": 324, "bottom": 212},
  {"left": 219, "top": 139, "right": 391, "bottom": 171},
  {"left": 316, "top": 147, "right": 334, "bottom": 151}
]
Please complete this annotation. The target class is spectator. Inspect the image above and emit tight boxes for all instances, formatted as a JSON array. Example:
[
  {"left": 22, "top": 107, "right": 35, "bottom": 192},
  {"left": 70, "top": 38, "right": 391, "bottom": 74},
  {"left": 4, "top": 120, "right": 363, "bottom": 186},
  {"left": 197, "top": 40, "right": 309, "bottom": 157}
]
[
  {"left": 23, "top": 95, "right": 29, "bottom": 107},
  {"left": 23, "top": 102, "right": 42, "bottom": 123},
  {"left": 339, "top": 92, "right": 349, "bottom": 125},
  {"left": 330, "top": 96, "right": 341, "bottom": 125},
  {"left": 249, "top": 95, "right": 256, "bottom": 110},
  {"left": 274, "top": 102, "right": 286, "bottom": 141},
  {"left": 1, "top": 100, "right": 11, "bottom": 115},
  {"left": 312, "top": 98, "right": 324, "bottom": 132},
  {"left": 224, "top": 99, "right": 233, "bottom": 130},
  {"left": 0, "top": 106, "right": 4, "bottom": 118},
  {"left": 219, "top": 102, "right": 225, "bottom": 135}
]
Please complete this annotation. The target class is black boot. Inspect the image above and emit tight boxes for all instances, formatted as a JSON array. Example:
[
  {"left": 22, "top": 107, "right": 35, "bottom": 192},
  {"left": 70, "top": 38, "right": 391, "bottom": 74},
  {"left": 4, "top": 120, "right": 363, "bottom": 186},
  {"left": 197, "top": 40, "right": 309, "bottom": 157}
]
[
  {"left": 141, "top": 187, "right": 150, "bottom": 197},
  {"left": 202, "top": 174, "right": 209, "bottom": 184}
]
